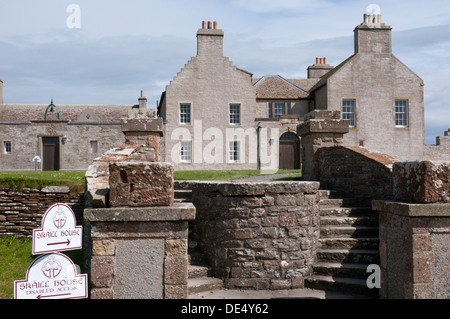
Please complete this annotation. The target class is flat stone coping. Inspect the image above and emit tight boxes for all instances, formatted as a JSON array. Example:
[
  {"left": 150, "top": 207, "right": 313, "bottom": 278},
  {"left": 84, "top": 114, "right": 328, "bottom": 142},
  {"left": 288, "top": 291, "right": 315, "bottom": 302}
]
[
  {"left": 372, "top": 200, "right": 450, "bottom": 217},
  {"left": 84, "top": 202, "right": 195, "bottom": 222},
  {"left": 192, "top": 181, "right": 320, "bottom": 196}
]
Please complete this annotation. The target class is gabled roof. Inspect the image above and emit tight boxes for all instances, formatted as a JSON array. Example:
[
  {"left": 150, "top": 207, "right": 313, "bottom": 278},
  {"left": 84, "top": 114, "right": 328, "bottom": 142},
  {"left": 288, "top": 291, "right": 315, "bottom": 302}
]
[
  {"left": 254, "top": 75, "right": 310, "bottom": 99},
  {"left": 309, "top": 54, "right": 357, "bottom": 92}
]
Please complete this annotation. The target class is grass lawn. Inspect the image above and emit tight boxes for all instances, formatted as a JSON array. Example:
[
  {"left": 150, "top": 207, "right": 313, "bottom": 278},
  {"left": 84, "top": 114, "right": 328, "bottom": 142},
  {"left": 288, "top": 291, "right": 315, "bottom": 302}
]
[
  {"left": 0, "top": 236, "right": 34, "bottom": 299},
  {"left": 0, "top": 171, "right": 86, "bottom": 193},
  {"left": 174, "top": 169, "right": 301, "bottom": 181}
]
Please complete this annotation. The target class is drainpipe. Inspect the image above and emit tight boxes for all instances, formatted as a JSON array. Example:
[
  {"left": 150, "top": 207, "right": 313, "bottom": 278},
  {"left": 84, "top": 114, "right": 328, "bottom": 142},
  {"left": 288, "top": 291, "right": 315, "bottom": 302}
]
[{"left": 256, "top": 122, "right": 261, "bottom": 170}]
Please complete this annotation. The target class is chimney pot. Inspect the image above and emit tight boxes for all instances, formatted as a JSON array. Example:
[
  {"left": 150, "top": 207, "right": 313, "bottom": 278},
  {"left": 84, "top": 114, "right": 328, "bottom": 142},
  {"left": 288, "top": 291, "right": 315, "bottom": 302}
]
[
  {"left": 208, "top": 21, "right": 212, "bottom": 29},
  {"left": 316, "top": 57, "right": 319, "bottom": 64},
  {"left": 213, "top": 21, "right": 218, "bottom": 29},
  {"left": 202, "top": 21, "right": 206, "bottom": 29},
  {"left": 324, "top": 57, "right": 327, "bottom": 64}
]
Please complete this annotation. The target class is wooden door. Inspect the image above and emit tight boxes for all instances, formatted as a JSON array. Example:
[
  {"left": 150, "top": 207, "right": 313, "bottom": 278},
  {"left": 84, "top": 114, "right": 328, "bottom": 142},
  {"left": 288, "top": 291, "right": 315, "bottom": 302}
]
[
  {"left": 42, "top": 138, "right": 60, "bottom": 171},
  {"left": 279, "top": 133, "right": 300, "bottom": 170}
]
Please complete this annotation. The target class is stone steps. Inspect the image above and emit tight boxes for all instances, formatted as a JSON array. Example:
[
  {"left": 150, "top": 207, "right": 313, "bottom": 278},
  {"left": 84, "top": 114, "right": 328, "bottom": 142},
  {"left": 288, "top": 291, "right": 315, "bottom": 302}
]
[
  {"left": 188, "top": 277, "right": 224, "bottom": 295},
  {"left": 320, "top": 226, "right": 379, "bottom": 238},
  {"left": 317, "top": 248, "right": 380, "bottom": 264},
  {"left": 320, "top": 207, "right": 376, "bottom": 217},
  {"left": 305, "top": 189, "right": 380, "bottom": 297},
  {"left": 320, "top": 216, "right": 378, "bottom": 227},
  {"left": 306, "top": 275, "right": 377, "bottom": 296},
  {"left": 187, "top": 249, "right": 223, "bottom": 296}
]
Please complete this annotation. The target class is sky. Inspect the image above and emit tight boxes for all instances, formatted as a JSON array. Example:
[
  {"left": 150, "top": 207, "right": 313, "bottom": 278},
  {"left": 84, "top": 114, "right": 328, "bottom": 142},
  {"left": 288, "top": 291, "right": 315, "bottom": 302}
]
[{"left": 0, "top": 0, "right": 449, "bottom": 145}]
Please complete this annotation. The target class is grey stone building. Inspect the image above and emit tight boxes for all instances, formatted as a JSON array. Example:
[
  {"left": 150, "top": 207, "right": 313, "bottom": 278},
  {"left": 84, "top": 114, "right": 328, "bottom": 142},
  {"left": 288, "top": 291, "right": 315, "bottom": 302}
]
[
  {"left": 158, "top": 13, "right": 442, "bottom": 171},
  {"left": 0, "top": 100, "right": 134, "bottom": 171}
]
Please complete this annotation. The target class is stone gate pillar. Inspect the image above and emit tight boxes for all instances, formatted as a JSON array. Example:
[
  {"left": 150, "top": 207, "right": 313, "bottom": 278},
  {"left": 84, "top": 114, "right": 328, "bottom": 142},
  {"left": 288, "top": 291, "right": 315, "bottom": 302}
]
[
  {"left": 83, "top": 100, "right": 196, "bottom": 299},
  {"left": 373, "top": 161, "right": 450, "bottom": 299},
  {"left": 297, "top": 110, "right": 349, "bottom": 181}
]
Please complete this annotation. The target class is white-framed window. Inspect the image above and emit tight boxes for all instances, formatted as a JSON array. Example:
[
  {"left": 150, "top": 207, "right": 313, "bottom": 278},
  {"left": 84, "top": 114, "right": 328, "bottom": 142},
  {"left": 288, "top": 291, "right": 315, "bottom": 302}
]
[
  {"left": 342, "top": 99, "right": 356, "bottom": 127},
  {"left": 229, "top": 141, "right": 240, "bottom": 163},
  {"left": 180, "top": 141, "right": 192, "bottom": 163},
  {"left": 395, "top": 99, "right": 409, "bottom": 127},
  {"left": 90, "top": 141, "right": 98, "bottom": 154},
  {"left": 180, "top": 103, "right": 191, "bottom": 125},
  {"left": 229, "top": 104, "right": 241, "bottom": 125},
  {"left": 4, "top": 141, "right": 11, "bottom": 154}
]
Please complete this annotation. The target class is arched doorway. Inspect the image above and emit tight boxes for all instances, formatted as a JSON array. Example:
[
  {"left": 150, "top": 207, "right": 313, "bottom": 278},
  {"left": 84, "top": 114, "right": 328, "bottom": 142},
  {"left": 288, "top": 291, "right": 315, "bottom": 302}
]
[{"left": 279, "top": 132, "right": 300, "bottom": 170}]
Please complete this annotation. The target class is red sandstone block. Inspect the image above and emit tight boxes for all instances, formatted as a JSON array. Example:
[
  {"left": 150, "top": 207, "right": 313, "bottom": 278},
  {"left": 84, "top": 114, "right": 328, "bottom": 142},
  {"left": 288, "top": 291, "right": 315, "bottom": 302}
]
[
  {"left": 109, "top": 162, "right": 174, "bottom": 207},
  {"left": 394, "top": 162, "right": 449, "bottom": 203}
]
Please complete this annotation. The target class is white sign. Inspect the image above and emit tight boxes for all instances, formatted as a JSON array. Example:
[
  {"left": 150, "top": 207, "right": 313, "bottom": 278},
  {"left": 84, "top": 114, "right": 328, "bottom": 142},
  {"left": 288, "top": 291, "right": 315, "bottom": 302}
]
[
  {"left": 32, "top": 204, "right": 82, "bottom": 255},
  {"left": 33, "top": 156, "right": 41, "bottom": 163},
  {"left": 14, "top": 253, "right": 88, "bottom": 299}
]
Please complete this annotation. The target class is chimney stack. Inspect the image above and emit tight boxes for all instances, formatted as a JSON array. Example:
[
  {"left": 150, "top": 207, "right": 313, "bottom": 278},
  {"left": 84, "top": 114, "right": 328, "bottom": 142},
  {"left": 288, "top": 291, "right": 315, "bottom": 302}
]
[
  {"left": 308, "top": 57, "right": 333, "bottom": 78},
  {"left": 197, "top": 20, "right": 224, "bottom": 57},
  {"left": 138, "top": 90, "right": 147, "bottom": 109},
  {"left": 354, "top": 13, "right": 392, "bottom": 54}
]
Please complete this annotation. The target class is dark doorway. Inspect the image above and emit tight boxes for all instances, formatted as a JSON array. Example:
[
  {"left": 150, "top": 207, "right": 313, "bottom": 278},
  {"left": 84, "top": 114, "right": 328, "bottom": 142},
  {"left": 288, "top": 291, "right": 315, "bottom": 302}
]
[
  {"left": 279, "top": 132, "right": 300, "bottom": 170},
  {"left": 42, "top": 137, "right": 60, "bottom": 171}
]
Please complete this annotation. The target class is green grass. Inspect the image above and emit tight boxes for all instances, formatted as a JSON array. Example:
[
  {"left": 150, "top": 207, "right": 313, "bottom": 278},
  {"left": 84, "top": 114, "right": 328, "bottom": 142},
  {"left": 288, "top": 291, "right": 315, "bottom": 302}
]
[
  {"left": 0, "top": 236, "right": 34, "bottom": 299},
  {"left": 0, "top": 236, "right": 85, "bottom": 299},
  {"left": 0, "top": 171, "right": 86, "bottom": 193},
  {"left": 174, "top": 169, "right": 301, "bottom": 181}
]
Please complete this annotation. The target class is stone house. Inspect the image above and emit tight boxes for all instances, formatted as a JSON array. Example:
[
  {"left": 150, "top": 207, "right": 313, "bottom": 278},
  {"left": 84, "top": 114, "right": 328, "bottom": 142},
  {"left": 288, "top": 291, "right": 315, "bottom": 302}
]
[
  {"left": 0, "top": 99, "right": 135, "bottom": 171},
  {"left": 158, "top": 13, "right": 438, "bottom": 171}
]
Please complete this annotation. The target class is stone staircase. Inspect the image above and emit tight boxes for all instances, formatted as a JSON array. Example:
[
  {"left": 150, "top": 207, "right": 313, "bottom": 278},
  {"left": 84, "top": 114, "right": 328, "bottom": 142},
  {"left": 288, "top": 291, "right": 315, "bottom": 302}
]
[
  {"left": 187, "top": 248, "right": 223, "bottom": 295},
  {"left": 174, "top": 183, "right": 224, "bottom": 296},
  {"left": 305, "top": 189, "right": 380, "bottom": 297}
]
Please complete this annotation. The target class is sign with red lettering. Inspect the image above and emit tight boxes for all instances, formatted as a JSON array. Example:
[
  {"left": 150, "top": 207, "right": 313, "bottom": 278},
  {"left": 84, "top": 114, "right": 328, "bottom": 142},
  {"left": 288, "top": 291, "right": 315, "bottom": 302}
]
[
  {"left": 14, "top": 253, "right": 87, "bottom": 299},
  {"left": 32, "top": 203, "right": 82, "bottom": 255}
]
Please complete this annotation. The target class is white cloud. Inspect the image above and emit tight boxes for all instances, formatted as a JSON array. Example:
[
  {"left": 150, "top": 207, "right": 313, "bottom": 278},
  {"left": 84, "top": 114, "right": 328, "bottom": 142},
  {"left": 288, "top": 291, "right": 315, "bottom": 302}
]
[{"left": 230, "top": 0, "right": 331, "bottom": 14}]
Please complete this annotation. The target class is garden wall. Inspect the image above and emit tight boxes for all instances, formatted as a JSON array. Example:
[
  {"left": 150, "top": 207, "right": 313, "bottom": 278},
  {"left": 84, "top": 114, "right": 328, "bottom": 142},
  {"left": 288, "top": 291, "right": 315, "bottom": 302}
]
[
  {"left": 315, "top": 146, "right": 395, "bottom": 204},
  {"left": 0, "top": 186, "right": 84, "bottom": 237},
  {"left": 191, "top": 181, "right": 320, "bottom": 290}
]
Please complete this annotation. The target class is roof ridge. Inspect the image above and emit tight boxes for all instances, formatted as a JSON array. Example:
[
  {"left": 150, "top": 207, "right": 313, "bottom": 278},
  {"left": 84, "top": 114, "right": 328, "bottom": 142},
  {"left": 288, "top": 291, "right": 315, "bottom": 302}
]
[{"left": 254, "top": 75, "right": 308, "bottom": 94}]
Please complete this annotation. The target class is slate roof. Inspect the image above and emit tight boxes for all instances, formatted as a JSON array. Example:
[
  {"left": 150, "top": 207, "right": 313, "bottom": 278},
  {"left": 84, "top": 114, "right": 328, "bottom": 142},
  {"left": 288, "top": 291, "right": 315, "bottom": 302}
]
[
  {"left": 254, "top": 75, "right": 310, "bottom": 100},
  {"left": 0, "top": 104, "right": 132, "bottom": 122}
]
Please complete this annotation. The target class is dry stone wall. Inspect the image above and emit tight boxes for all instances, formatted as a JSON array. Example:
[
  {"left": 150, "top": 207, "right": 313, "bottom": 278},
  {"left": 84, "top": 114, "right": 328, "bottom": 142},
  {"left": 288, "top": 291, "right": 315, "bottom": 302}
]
[
  {"left": 0, "top": 186, "right": 84, "bottom": 237},
  {"left": 191, "top": 181, "right": 320, "bottom": 290}
]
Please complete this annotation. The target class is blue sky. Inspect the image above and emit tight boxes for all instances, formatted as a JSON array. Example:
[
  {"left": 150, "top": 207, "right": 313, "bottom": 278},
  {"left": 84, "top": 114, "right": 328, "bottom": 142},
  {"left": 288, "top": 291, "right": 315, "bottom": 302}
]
[{"left": 0, "top": 0, "right": 449, "bottom": 144}]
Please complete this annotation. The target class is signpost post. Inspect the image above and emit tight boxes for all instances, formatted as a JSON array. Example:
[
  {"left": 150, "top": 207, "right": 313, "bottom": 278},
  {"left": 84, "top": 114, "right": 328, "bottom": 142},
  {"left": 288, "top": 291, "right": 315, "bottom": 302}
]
[{"left": 14, "top": 203, "right": 88, "bottom": 299}]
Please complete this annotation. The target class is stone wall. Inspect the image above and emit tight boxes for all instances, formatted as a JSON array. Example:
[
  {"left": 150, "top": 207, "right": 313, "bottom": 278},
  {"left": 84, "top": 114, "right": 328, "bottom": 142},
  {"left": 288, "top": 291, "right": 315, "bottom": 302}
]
[
  {"left": 0, "top": 186, "right": 84, "bottom": 237},
  {"left": 191, "top": 181, "right": 320, "bottom": 290},
  {"left": 315, "top": 146, "right": 395, "bottom": 204},
  {"left": 373, "top": 161, "right": 450, "bottom": 299}
]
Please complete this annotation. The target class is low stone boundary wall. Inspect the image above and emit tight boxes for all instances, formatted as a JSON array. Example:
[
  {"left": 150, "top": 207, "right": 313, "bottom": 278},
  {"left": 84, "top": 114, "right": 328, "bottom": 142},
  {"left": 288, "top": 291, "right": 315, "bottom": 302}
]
[
  {"left": 191, "top": 181, "right": 320, "bottom": 290},
  {"left": 315, "top": 146, "right": 395, "bottom": 204},
  {"left": 0, "top": 186, "right": 84, "bottom": 237}
]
